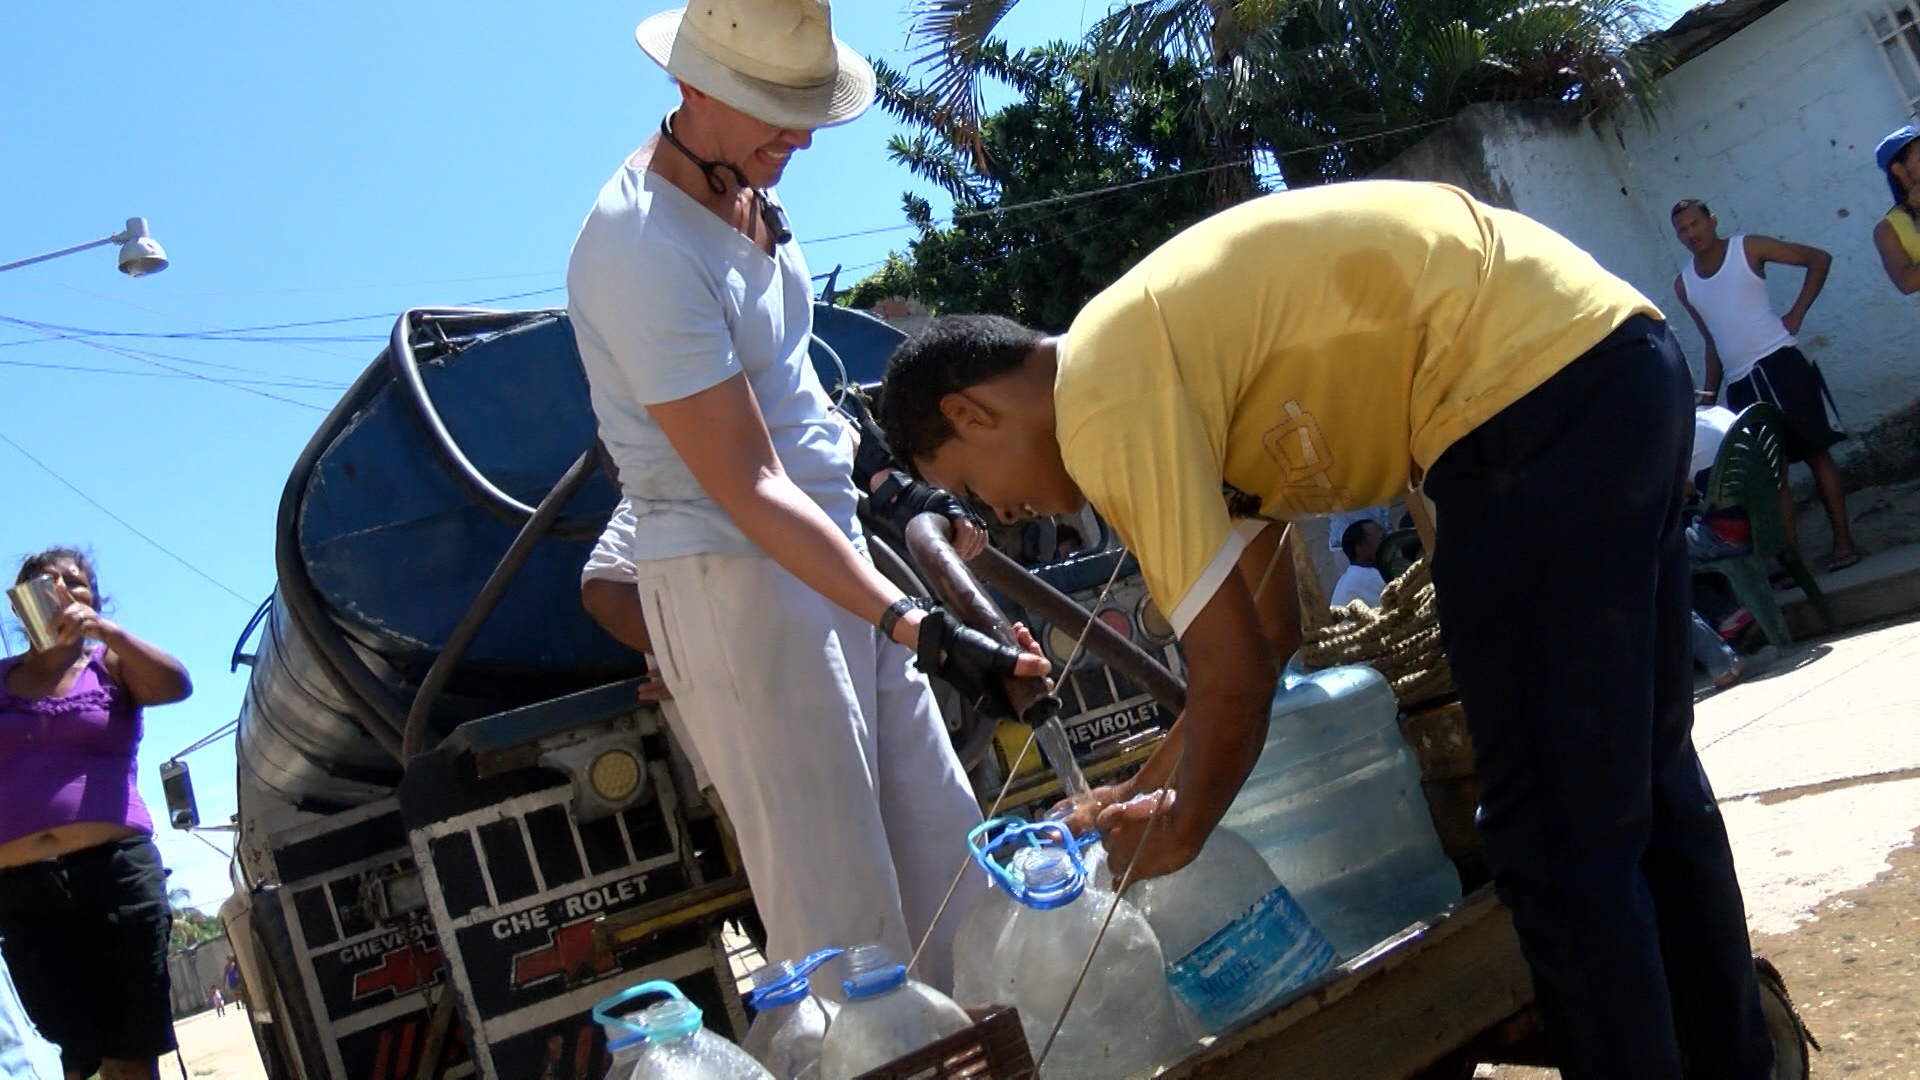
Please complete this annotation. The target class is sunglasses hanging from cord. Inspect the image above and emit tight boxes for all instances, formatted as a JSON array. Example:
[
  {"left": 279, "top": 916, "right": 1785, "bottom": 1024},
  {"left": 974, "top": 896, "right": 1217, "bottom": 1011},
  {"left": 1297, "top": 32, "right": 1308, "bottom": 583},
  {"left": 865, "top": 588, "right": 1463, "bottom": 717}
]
[{"left": 658, "top": 113, "right": 794, "bottom": 245}]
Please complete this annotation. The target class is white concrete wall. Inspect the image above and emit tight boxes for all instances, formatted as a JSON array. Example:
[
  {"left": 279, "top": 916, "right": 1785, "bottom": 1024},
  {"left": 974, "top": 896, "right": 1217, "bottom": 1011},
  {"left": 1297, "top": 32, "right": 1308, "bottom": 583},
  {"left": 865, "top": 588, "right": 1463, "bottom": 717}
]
[
  {"left": 1380, "top": 0, "right": 1920, "bottom": 441},
  {"left": 1611, "top": 0, "right": 1917, "bottom": 428}
]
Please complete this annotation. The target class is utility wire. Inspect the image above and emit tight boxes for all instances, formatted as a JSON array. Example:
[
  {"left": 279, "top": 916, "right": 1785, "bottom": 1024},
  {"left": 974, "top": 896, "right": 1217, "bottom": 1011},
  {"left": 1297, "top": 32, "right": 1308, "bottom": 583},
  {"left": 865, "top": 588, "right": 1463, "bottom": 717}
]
[
  {"left": 0, "top": 427, "right": 256, "bottom": 606},
  {"left": 0, "top": 286, "right": 566, "bottom": 348},
  {"left": 0, "top": 358, "right": 348, "bottom": 390},
  {"left": 0, "top": 315, "right": 330, "bottom": 411}
]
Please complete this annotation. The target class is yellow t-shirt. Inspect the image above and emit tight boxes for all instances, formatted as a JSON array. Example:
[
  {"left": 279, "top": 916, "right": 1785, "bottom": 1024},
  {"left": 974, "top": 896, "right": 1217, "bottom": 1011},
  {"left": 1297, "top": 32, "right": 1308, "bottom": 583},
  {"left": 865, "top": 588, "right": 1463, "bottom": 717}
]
[{"left": 1056, "top": 180, "right": 1660, "bottom": 634}]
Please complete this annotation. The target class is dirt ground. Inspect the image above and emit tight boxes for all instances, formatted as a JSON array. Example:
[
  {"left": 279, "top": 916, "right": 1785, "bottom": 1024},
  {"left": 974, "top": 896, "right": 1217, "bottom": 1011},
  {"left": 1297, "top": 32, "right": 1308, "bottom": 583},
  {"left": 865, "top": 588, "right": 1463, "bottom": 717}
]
[
  {"left": 1756, "top": 826, "right": 1920, "bottom": 1078},
  {"left": 1480, "top": 825, "right": 1919, "bottom": 1080},
  {"left": 172, "top": 1006, "right": 266, "bottom": 1080}
]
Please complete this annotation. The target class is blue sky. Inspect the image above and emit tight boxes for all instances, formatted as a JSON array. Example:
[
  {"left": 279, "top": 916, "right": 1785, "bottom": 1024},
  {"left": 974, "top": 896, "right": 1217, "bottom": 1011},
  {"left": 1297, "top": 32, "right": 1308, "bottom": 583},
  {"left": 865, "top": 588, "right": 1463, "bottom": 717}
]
[{"left": 1, "top": 0, "right": 1689, "bottom": 910}]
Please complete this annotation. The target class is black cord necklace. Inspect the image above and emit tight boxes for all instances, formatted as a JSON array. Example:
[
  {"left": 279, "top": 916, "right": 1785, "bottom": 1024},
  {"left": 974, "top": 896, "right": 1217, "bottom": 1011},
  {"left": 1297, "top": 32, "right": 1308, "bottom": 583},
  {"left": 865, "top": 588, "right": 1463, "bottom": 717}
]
[{"left": 658, "top": 113, "right": 793, "bottom": 246}]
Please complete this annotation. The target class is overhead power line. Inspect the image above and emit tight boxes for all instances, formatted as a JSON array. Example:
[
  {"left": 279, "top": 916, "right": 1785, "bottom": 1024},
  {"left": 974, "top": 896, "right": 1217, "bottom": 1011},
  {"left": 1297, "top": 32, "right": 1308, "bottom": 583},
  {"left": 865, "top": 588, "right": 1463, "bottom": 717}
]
[
  {"left": 0, "top": 315, "right": 331, "bottom": 411},
  {"left": 0, "top": 358, "right": 348, "bottom": 390},
  {"left": 0, "top": 427, "right": 256, "bottom": 606},
  {"left": 2, "top": 120, "right": 1458, "bottom": 357}
]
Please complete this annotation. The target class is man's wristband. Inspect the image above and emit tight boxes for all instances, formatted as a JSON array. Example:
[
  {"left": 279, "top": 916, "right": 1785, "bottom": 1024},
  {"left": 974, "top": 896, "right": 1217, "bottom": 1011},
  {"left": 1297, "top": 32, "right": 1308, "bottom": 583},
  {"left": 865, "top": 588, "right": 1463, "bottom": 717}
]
[{"left": 878, "top": 595, "right": 934, "bottom": 642}]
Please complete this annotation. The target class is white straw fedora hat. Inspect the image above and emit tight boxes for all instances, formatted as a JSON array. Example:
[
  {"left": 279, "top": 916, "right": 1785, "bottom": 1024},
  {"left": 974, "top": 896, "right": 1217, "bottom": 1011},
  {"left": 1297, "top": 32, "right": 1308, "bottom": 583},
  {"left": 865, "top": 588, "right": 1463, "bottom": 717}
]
[{"left": 636, "top": 0, "right": 876, "bottom": 131}]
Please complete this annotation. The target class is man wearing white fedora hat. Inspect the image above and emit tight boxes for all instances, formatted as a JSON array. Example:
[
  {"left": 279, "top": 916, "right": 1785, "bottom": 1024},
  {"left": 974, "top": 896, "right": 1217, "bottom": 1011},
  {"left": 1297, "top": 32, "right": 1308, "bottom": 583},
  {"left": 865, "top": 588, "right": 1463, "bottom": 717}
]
[{"left": 565, "top": 0, "right": 1046, "bottom": 995}]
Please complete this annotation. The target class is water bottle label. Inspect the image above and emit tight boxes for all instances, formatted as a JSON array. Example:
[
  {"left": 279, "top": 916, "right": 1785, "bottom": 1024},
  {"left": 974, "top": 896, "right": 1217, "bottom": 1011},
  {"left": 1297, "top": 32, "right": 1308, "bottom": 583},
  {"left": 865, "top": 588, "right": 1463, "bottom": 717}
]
[{"left": 1164, "top": 884, "right": 1337, "bottom": 1032}]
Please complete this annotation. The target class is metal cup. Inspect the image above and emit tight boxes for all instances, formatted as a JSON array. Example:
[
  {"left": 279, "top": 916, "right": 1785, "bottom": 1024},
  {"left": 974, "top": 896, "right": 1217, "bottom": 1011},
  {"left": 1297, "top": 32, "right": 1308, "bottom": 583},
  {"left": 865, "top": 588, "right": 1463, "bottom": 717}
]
[{"left": 6, "top": 575, "right": 63, "bottom": 653}]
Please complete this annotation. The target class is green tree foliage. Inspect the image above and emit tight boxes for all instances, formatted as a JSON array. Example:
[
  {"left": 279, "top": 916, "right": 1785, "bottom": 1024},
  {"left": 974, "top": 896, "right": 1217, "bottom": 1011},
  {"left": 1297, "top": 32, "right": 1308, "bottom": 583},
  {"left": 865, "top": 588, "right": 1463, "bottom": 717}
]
[
  {"left": 844, "top": 43, "right": 1235, "bottom": 328},
  {"left": 168, "top": 886, "right": 225, "bottom": 949},
  {"left": 905, "top": 0, "right": 1663, "bottom": 190}
]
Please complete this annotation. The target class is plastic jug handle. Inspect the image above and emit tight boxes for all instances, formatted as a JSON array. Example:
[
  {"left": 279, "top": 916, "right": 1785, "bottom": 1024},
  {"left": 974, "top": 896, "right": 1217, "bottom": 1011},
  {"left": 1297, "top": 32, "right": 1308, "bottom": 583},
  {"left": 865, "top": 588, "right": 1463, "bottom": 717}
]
[
  {"left": 974, "top": 819, "right": 1088, "bottom": 904},
  {"left": 592, "top": 979, "right": 687, "bottom": 1035},
  {"left": 792, "top": 947, "right": 844, "bottom": 979}
]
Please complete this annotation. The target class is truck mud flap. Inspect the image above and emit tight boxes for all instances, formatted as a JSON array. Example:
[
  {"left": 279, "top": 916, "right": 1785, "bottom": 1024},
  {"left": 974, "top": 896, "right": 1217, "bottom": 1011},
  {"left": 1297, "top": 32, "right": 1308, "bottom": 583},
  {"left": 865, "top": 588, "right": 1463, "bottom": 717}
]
[
  {"left": 399, "top": 735, "right": 748, "bottom": 1080},
  {"left": 259, "top": 797, "right": 465, "bottom": 1079}
]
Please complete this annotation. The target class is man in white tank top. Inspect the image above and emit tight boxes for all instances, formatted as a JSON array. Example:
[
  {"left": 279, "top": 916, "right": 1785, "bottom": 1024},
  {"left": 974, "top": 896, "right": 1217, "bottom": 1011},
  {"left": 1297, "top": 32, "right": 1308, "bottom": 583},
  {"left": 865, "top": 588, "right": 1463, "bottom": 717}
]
[{"left": 1670, "top": 199, "right": 1858, "bottom": 571}]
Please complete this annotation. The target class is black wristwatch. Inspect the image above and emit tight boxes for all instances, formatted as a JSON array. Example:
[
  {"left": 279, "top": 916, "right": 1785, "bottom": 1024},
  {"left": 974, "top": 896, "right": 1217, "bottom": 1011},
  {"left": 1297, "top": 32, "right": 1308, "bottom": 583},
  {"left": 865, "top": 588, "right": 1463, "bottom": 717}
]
[{"left": 878, "top": 595, "right": 935, "bottom": 642}]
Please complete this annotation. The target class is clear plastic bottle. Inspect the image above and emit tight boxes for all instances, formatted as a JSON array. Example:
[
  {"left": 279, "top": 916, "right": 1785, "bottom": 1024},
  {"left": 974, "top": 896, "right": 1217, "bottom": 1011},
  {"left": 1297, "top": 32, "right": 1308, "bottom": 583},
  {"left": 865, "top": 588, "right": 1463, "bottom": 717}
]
[
  {"left": 817, "top": 943, "right": 973, "bottom": 1080},
  {"left": 606, "top": 1024, "right": 648, "bottom": 1080},
  {"left": 592, "top": 979, "right": 774, "bottom": 1080},
  {"left": 1220, "top": 665, "right": 1462, "bottom": 958},
  {"left": 742, "top": 949, "right": 843, "bottom": 1080},
  {"left": 977, "top": 824, "right": 1189, "bottom": 1080},
  {"left": 951, "top": 820, "right": 1023, "bottom": 1007},
  {"left": 1129, "top": 824, "right": 1336, "bottom": 1034}
]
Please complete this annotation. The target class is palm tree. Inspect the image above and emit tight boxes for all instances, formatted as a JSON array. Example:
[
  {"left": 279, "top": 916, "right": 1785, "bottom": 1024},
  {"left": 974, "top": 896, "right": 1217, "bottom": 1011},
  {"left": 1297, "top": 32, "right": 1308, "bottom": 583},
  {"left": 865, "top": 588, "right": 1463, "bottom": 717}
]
[
  {"left": 903, "top": 0, "right": 1662, "bottom": 195},
  {"left": 906, "top": 0, "right": 1260, "bottom": 203}
]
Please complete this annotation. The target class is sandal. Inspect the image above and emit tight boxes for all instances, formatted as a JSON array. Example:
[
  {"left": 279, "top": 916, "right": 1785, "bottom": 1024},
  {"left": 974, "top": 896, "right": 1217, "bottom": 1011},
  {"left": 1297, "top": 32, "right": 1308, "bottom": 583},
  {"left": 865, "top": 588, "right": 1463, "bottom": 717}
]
[{"left": 1822, "top": 550, "right": 1862, "bottom": 573}]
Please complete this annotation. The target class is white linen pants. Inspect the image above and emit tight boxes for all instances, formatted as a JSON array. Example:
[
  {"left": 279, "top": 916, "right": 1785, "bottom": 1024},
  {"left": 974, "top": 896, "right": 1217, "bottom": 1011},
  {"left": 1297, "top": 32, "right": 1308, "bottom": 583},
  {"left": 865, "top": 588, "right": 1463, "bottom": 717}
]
[{"left": 633, "top": 551, "right": 986, "bottom": 994}]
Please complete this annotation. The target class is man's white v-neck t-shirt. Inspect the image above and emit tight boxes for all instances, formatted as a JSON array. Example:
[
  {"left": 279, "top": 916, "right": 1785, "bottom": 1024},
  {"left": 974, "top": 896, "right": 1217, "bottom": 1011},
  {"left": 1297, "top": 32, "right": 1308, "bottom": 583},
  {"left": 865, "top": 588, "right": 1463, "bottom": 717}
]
[{"left": 567, "top": 154, "right": 861, "bottom": 562}]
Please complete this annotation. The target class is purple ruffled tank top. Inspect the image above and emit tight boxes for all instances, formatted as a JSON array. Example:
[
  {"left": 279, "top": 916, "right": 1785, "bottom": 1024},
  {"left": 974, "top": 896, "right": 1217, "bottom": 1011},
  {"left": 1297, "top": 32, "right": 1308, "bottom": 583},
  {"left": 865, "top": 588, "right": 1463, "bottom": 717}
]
[{"left": 0, "top": 645, "right": 152, "bottom": 846}]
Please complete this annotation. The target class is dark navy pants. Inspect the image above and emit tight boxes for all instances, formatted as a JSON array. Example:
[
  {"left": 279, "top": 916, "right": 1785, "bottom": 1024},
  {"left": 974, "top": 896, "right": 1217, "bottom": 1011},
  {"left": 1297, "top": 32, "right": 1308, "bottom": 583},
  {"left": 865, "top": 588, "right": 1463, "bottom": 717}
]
[{"left": 1424, "top": 316, "right": 1773, "bottom": 1079}]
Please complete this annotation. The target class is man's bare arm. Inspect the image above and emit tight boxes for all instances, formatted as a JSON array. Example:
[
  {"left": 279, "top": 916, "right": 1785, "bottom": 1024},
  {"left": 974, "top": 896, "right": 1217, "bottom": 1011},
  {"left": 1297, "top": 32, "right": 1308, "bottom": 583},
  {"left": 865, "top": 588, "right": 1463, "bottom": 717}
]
[
  {"left": 1674, "top": 275, "right": 1724, "bottom": 401},
  {"left": 581, "top": 578, "right": 653, "bottom": 655},
  {"left": 1747, "top": 234, "right": 1831, "bottom": 335}
]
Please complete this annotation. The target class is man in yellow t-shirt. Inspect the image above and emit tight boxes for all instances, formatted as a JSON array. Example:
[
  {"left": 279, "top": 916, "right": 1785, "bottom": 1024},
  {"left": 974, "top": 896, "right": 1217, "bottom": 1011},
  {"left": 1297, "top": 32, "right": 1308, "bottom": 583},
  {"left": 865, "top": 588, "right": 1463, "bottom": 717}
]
[{"left": 879, "top": 181, "right": 1773, "bottom": 1078}]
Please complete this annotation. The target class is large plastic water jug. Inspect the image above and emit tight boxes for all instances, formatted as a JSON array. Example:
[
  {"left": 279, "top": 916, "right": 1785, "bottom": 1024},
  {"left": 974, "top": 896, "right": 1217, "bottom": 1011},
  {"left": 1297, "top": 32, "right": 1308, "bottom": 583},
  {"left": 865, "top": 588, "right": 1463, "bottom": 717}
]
[
  {"left": 817, "top": 943, "right": 973, "bottom": 1080},
  {"left": 594, "top": 980, "right": 774, "bottom": 1080},
  {"left": 1219, "top": 664, "right": 1461, "bottom": 957},
  {"left": 1130, "top": 823, "right": 1336, "bottom": 1034},
  {"left": 950, "top": 820, "right": 1024, "bottom": 1007},
  {"left": 971, "top": 822, "right": 1188, "bottom": 1079},
  {"left": 742, "top": 949, "right": 843, "bottom": 1080}
]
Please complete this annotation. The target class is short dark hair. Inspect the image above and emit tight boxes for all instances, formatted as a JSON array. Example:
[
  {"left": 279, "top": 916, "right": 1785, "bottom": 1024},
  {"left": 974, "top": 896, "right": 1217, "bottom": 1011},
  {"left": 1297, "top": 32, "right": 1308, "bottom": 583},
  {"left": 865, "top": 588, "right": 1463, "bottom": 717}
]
[
  {"left": 1671, "top": 198, "right": 1711, "bottom": 219},
  {"left": 878, "top": 315, "right": 1046, "bottom": 469},
  {"left": 1340, "top": 519, "right": 1380, "bottom": 564}
]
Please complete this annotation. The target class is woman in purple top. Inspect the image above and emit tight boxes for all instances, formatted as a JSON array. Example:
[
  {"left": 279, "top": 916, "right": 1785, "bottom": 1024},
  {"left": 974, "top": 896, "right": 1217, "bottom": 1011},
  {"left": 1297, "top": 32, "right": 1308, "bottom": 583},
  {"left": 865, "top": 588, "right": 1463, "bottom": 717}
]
[{"left": 0, "top": 547, "right": 191, "bottom": 1080}]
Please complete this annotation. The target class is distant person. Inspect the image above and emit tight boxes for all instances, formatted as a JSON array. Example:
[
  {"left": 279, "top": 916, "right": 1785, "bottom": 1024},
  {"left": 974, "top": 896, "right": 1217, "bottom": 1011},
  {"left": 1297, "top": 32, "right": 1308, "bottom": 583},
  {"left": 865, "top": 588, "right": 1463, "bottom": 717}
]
[
  {"left": 0, "top": 547, "right": 193, "bottom": 1080},
  {"left": 208, "top": 987, "right": 224, "bottom": 1019},
  {"left": 1330, "top": 520, "right": 1387, "bottom": 608},
  {"left": 1670, "top": 199, "right": 1857, "bottom": 571},
  {"left": 1325, "top": 505, "right": 1391, "bottom": 572},
  {"left": 223, "top": 954, "right": 244, "bottom": 1013},
  {"left": 1871, "top": 125, "right": 1920, "bottom": 296}
]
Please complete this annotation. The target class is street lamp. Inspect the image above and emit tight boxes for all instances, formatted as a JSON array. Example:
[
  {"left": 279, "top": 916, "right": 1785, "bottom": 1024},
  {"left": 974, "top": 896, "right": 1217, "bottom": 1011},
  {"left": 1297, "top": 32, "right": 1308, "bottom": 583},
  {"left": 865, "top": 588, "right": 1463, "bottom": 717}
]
[{"left": 0, "top": 218, "right": 169, "bottom": 278}]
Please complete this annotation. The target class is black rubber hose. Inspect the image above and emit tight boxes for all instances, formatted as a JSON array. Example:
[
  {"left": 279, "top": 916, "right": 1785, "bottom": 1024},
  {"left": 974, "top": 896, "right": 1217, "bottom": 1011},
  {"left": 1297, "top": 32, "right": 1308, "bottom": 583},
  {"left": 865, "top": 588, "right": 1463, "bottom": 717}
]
[
  {"left": 402, "top": 448, "right": 601, "bottom": 760},
  {"left": 969, "top": 545, "right": 1188, "bottom": 713},
  {"left": 274, "top": 348, "right": 410, "bottom": 761},
  {"left": 388, "top": 308, "right": 602, "bottom": 541}
]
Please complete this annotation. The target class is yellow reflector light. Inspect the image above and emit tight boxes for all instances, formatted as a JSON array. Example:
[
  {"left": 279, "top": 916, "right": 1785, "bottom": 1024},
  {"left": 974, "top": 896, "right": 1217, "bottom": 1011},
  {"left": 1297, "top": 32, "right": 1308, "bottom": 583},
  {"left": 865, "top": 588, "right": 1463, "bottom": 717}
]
[{"left": 589, "top": 749, "right": 643, "bottom": 802}]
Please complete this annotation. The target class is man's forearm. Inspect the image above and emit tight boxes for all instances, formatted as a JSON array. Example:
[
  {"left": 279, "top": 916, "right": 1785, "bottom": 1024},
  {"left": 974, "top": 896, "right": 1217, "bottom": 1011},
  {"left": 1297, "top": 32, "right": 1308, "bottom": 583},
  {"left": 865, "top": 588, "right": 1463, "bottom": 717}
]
[
  {"left": 581, "top": 578, "right": 654, "bottom": 654},
  {"left": 1790, "top": 256, "right": 1832, "bottom": 320},
  {"left": 1168, "top": 682, "right": 1274, "bottom": 850},
  {"left": 1703, "top": 351, "right": 1724, "bottom": 397}
]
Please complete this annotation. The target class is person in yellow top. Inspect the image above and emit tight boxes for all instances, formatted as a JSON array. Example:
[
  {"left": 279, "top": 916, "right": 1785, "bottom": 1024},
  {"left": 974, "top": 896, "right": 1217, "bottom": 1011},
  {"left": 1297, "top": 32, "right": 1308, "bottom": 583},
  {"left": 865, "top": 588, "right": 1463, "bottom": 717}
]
[
  {"left": 1872, "top": 124, "right": 1920, "bottom": 294},
  {"left": 879, "top": 180, "right": 1774, "bottom": 1079}
]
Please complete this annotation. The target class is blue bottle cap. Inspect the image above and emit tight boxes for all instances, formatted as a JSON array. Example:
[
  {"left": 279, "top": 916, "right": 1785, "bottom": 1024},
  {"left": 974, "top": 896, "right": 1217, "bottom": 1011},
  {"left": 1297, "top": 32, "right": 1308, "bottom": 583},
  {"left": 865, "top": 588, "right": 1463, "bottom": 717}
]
[{"left": 841, "top": 943, "right": 908, "bottom": 1001}]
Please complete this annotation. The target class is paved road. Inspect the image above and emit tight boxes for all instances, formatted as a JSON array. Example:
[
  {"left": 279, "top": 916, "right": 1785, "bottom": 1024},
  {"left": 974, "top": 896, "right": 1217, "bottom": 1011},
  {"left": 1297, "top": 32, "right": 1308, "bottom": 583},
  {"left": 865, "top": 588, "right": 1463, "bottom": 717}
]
[{"left": 1698, "top": 619, "right": 1920, "bottom": 939}]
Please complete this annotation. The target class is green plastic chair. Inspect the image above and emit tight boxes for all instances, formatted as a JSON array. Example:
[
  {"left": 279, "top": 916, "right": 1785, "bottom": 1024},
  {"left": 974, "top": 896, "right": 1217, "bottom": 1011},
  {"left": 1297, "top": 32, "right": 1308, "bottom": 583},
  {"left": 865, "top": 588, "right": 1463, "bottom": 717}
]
[
  {"left": 1692, "top": 403, "right": 1835, "bottom": 647},
  {"left": 1375, "top": 528, "right": 1424, "bottom": 584}
]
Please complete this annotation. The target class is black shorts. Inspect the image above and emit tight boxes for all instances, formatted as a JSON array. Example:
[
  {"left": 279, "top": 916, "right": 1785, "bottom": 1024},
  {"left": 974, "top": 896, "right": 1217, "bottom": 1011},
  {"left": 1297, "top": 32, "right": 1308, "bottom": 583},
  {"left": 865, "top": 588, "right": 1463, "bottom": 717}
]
[
  {"left": 1726, "top": 346, "right": 1846, "bottom": 463},
  {"left": 0, "top": 836, "right": 177, "bottom": 1072}
]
